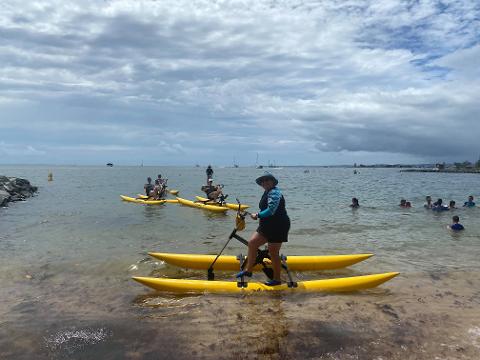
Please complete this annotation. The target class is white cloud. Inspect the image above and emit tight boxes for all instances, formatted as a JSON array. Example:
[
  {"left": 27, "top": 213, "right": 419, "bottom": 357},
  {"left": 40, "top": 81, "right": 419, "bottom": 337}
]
[
  {"left": 0, "top": 0, "right": 479, "bottom": 164},
  {"left": 0, "top": 141, "right": 46, "bottom": 156}
]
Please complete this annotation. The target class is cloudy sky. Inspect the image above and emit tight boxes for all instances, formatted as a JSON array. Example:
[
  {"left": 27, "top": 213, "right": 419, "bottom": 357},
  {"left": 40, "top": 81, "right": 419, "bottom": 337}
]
[{"left": 1, "top": 0, "right": 479, "bottom": 166}]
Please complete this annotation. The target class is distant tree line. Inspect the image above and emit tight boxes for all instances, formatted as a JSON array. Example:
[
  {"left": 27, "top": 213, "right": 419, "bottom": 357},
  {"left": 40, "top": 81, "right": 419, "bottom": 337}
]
[{"left": 454, "top": 160, "right": 480, "bottom": 170}]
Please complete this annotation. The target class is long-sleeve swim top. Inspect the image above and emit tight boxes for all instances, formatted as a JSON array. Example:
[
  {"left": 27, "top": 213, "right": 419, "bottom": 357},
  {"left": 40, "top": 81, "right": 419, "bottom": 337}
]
[{"left": 258, "top": 187, "right": 283, "bottom": 219}]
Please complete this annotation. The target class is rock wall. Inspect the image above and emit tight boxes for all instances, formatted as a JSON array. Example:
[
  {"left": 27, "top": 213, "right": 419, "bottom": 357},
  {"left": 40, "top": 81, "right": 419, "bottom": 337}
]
[{"left": 0, "top": 176, "right": 38, "bottom": 207}]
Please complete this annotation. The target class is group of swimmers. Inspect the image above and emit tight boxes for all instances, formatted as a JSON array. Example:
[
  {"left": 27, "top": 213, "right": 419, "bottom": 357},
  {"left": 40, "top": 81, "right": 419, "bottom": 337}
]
[
  {"left": 350, "top": 195, "right": 476, "bottom": 231},
  {"left": 423, "top": 195, "right": 476, "bottom": 210},
  {"left": 143, "top": 174, "right": 168, "bottom": 199},
  {"left": 424, "top": 195, "right": 475, "bottom": 231}
]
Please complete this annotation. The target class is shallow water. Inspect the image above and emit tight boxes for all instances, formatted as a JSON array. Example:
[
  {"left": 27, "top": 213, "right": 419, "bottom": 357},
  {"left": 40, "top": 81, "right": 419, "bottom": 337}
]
[{"left": 1, "top": 165, "right": 479, "bottom": 359}]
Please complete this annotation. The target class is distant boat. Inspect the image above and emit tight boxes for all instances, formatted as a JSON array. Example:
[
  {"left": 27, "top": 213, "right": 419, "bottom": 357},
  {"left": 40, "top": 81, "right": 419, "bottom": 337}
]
[
  {"left": 267, "top": 160, "right": 282, "bottom": 169},
  {"left": 195, "top": 164, "right": 200, "bottom": 168},
  {"left": 106, "top": 163, "right": 113, "bottom": 167},
  {"left": 233, "top": 156, "right": 239, "bottom": 168},
  {"left": 255, "top": 153, "right": 263, "bottom": 169}
]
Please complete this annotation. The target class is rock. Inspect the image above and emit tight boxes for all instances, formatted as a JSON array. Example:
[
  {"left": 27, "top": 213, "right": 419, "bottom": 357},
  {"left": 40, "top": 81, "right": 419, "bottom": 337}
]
[
  {"left": 0, "top": 176, "right": 38, "bottom": 208},
  {"left": 0, "top": 189, "right": 10, "bottom": 207},
  {"left": 9, "top": 195, "right": 24, "bottom": 202},
  {"left": 2, "top": 183, "right": 15, "bottom": 194},
  {"left": 19, "top": 190, "right": 31, "bottom": 198}
]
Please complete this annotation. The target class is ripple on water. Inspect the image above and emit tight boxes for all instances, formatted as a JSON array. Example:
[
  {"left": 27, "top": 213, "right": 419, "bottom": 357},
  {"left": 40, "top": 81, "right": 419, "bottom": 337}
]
[{"left": 133, "top": 293, "right": 202, "bottom": 318}]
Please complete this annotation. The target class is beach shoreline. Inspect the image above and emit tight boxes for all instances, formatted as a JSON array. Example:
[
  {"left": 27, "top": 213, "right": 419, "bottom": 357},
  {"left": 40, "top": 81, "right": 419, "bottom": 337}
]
[
  {"left": 1, "top": 166, "right": 479, "bottom": 359},
  {"left": 1, "top": 267, "right": 480, "bottom": 359}
]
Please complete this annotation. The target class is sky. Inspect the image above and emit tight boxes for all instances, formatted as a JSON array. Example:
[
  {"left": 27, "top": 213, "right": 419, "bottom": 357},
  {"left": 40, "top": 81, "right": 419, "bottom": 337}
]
[{"left": 0, "top": 0, "right": 479, "bottom": 166}]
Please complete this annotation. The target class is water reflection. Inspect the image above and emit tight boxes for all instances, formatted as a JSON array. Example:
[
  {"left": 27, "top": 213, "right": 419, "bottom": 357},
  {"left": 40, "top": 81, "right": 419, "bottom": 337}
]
[{"left": 142, "top": 204, "right": 166, "bottom": 219}]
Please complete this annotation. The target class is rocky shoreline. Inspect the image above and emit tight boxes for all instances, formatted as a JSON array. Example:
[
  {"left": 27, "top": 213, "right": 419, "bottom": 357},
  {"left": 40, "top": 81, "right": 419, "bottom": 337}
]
[{"left": 0, "top": 176, "right": 38, "bottom": 207}]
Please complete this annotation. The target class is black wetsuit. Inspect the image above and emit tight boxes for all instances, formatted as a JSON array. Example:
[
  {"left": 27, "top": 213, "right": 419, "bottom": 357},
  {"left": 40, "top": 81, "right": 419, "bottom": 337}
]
[{"left": 206, "top": 167, "right": 213, "bottom": 179}]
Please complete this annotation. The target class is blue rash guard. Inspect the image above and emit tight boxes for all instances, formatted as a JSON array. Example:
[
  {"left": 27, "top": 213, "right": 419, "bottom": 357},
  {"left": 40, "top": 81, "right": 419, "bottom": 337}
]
[
  {"left": 451, "top": 223, "right": 464, "bottom": 231},
  {"left": 258, "top": 187, "right": 282, "bottom": 219},
  {"left": 463, "top": 201, "right": 475, "bottom": 208}
]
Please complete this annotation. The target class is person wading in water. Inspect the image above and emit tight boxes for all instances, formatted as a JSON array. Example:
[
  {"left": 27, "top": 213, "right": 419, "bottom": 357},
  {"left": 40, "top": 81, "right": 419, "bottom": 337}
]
[{"left": 206, "top": 165, "right": 214, "bottom": 183}]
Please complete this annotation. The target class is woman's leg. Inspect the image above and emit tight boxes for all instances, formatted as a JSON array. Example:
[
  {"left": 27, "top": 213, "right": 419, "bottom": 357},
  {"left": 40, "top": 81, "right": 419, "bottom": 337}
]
[
  {"left": 268, "top": 243, "right": 282, "bottom": 281},
  {"left": 245, "top": 232, "right": 267, "bottom": 272}
]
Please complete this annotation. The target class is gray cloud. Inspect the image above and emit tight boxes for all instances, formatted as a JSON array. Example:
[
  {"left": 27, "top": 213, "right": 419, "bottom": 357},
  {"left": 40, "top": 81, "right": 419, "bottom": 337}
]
[{"left": 0, "top": 0, "right": 479, "bottom": 165}]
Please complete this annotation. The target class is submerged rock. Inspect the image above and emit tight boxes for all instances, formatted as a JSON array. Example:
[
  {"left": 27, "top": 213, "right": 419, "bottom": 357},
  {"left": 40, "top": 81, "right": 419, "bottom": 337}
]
[{"left": 0, "top": 176, "right": 38, "bottom": 207}]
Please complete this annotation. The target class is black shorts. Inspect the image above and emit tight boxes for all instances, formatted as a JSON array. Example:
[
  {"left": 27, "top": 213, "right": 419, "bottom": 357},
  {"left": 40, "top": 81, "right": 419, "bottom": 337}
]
[{"left": 257, "top": 217, "right": 290, "bottom": 243}]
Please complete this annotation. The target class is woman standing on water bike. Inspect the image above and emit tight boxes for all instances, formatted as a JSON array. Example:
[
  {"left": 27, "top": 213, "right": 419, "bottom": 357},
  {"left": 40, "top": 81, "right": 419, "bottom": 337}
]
[{"left": 236, "top": 173, "right": 290, "bottom": 286}]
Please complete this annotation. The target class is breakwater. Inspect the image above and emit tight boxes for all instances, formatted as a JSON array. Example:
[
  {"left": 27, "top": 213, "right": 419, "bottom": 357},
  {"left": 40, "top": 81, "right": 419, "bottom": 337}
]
[{"left": 0, "top": 176, "right": 38, "bottom": 207}]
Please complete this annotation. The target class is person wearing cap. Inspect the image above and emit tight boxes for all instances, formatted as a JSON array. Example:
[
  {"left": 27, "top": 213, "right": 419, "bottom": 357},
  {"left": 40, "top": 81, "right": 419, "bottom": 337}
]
[
  {"left": 236, "top": 173, "right": 290, "bottom": 286},
  {"left": 201, "top": 178, "right": 224, "bottom": 201}
]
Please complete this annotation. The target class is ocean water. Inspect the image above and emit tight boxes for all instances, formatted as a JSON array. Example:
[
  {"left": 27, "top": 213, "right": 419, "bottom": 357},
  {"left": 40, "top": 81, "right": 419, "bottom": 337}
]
[{"left": 1, "top": 165, "right": 479, "bottom": 359}]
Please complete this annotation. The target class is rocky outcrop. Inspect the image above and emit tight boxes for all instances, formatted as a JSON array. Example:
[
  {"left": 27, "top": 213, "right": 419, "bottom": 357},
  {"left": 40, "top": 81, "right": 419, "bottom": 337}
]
[{"left": 0, "top": 176, "right": 38, "bottom": 207}]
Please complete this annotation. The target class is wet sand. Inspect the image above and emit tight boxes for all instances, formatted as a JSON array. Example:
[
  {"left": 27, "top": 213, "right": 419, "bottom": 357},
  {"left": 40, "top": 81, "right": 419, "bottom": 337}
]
[{"left": 1, "top": 269, "right": 480, "bottom": 359}]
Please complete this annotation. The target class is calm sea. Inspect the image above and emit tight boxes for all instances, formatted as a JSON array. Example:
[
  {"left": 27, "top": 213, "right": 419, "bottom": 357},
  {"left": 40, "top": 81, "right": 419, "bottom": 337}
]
[{"left": 1, "top": 165, "right": 479, "bottom": 359}]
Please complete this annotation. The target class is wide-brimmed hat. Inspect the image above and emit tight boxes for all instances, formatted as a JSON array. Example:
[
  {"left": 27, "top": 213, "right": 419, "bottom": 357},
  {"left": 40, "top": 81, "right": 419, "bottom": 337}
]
[{"left": 255, "top": 173, "right": 278, "bottom": 186}]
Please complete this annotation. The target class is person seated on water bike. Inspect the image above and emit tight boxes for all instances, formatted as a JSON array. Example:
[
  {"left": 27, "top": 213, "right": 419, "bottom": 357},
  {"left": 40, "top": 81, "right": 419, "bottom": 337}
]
[
  {"left": 144, "top": 177, "right": 154, "bottom": 197},
  {"left": 201, "top": 179, "right": 226, "bottom": 203},
  {"left": 151, "top": 179, "right": 167, "bottom": 200},
  {"left": 157, "top": 174, "right": 168, "bottom": 187}
]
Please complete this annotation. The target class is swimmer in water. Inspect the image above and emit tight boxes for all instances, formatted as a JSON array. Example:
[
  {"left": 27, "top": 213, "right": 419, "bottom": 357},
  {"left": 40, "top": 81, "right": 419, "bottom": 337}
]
[
  {"left": 463, "top": 195, "right": 475, "bottom": 208},
  {"left": 448, "top": 215, "right": 464, "bottom": 231},
  {"left": 424, "top": 196, "right": 433, "bottom": 209},
  {"left": 433, "top": 198, "right": 448, "bottom": 211},
  {"left": 350, "top": 197, "right": 360, "bottom": 208}
]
